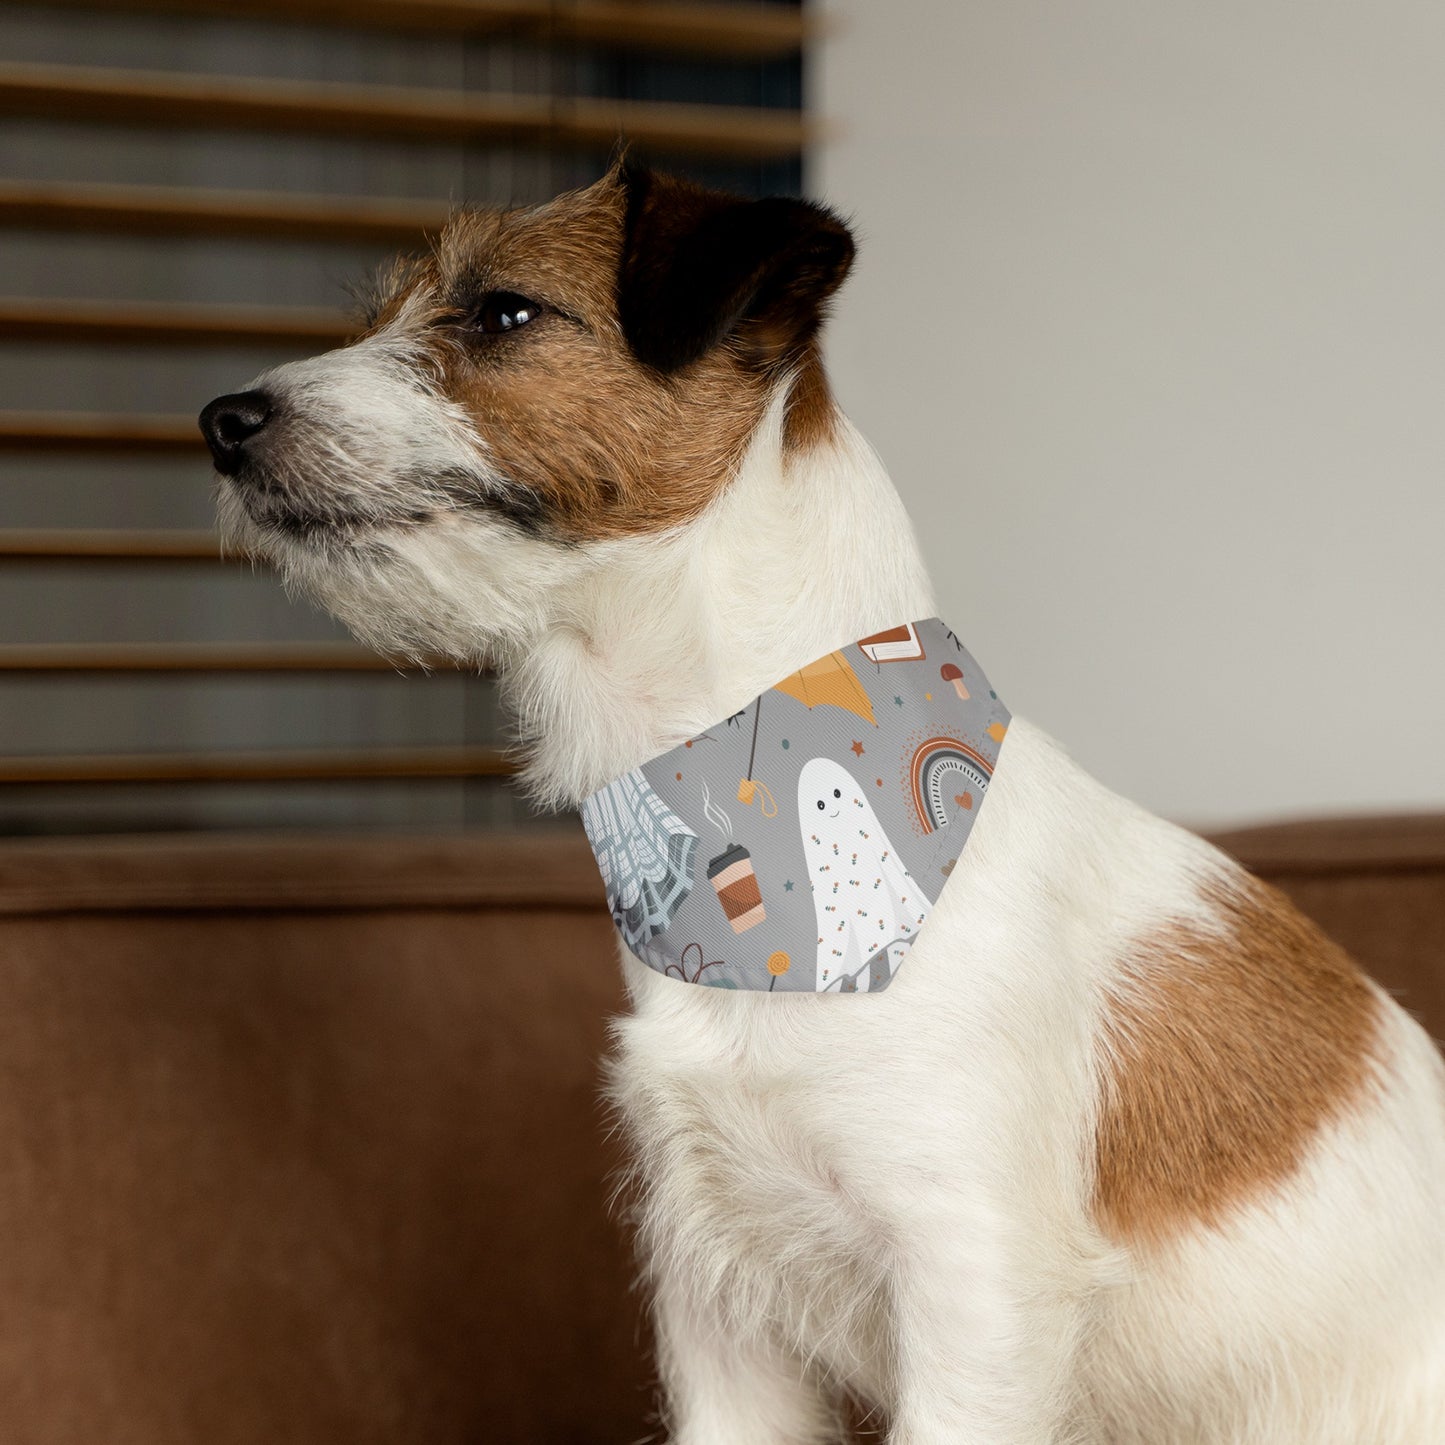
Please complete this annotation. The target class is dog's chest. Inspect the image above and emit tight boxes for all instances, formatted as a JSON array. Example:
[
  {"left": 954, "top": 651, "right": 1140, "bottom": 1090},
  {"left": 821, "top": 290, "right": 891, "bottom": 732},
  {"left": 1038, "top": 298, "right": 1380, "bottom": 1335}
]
[{"left": 612, "top": 989, "right": 896, "bottom": 1387}]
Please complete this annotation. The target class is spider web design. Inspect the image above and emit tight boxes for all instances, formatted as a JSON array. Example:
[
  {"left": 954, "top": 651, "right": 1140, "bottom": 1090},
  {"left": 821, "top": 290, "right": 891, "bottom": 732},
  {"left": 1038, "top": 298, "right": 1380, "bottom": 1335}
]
[{"left": 580, "top": 769, "right": 700, "bottom": 953}]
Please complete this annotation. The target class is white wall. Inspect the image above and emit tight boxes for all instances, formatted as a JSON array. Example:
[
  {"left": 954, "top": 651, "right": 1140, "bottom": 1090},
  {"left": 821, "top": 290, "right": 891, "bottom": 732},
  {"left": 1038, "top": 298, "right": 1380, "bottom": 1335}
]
[{"left": 813, "top": 0, "right": 1445, "bottom": 827}]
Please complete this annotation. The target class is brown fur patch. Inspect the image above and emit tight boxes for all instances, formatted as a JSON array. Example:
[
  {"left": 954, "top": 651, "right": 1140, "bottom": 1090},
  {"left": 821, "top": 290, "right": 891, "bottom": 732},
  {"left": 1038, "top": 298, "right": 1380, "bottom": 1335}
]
[
  {"left": 782, "top": 343, "right": 840, "bottom": 454},
  {"left": 359, "top": 169, "right": 850, "bottom": 540},
  {"left": 364, "top": 177, "right": 776, "bottom": 541},
  {"left": 1094, "top": 872, "right": 1382, "bottom": 1247}
]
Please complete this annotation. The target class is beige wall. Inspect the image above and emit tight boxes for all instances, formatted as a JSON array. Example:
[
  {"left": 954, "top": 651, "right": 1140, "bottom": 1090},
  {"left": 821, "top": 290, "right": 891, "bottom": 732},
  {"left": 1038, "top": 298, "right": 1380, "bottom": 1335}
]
[{"left": 813, "top": 1, "right": 1445, "bottom": 827}]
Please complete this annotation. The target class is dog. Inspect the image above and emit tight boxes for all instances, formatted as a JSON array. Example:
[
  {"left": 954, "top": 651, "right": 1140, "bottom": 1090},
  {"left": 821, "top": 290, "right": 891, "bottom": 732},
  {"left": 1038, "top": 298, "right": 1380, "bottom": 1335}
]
[{"left": 200, "top": 161, "right": 1445, "bottom": 1443}]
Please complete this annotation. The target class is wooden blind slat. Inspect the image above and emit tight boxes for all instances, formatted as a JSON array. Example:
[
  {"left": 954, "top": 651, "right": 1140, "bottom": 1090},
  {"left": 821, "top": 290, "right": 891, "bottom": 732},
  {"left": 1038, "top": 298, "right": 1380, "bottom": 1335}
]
[
  {"left": 0, "top": 297, "right": 352, "bottom": 348},
  {"left": 0, "top": 529, "right": 222, "bottom": 560},
  {"left": 0, "top": 745, "right": 514, "bottom": 783},
  {"left": 0, "top": 412, "right": 200, "bottom": 452},
  {"left": 0, "top": 0, "right": 810, "bottom": 59},
  {"left": 0, "top": 180, "right": 448, "bottom": 245},
  {"left": 553, "top": 0, "right": 810, "bottom": 57},
  {"left": 0, "top": 61, "right": 813, "bottom": 161},
  {"left": 0, "top": 12, "right": 801, "bottom": 820}
]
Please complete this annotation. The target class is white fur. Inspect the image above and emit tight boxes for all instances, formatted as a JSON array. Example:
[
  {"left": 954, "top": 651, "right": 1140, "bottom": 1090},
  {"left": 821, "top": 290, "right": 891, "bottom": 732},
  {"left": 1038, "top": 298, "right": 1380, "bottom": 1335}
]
[{"left": 222, "top": 343, "right": 1445, "bottom": 1444}]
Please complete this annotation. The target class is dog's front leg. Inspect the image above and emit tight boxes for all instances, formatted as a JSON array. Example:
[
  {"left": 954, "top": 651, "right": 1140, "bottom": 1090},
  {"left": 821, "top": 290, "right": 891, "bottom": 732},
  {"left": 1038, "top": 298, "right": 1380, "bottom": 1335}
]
[
  {"left": 883, "top": 1199, "right": 1090, "bottom": 1445},
  {"left": 653, "top": 1272, "right": 844, "bottom": 1445}
]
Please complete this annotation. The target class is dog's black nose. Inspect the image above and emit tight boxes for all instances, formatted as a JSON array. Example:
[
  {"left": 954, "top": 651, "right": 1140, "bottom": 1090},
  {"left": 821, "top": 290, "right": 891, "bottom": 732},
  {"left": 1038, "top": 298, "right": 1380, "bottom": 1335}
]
[{"left": 199, "top": 390, "right": 273, "bottom": 475}]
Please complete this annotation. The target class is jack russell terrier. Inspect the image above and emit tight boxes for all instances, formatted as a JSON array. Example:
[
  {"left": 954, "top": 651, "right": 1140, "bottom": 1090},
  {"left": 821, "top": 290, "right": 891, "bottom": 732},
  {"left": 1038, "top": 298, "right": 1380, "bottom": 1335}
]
[{"left": 200, "top": 162, "right": 1445, "bottom": 1444}]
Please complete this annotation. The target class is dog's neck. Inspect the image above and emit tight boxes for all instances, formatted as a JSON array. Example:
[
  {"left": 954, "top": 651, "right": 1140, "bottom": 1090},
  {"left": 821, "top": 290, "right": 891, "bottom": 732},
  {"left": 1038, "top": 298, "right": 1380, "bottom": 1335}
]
[{"left": 507, "top": 391, "right": 936, "bottom": 808}]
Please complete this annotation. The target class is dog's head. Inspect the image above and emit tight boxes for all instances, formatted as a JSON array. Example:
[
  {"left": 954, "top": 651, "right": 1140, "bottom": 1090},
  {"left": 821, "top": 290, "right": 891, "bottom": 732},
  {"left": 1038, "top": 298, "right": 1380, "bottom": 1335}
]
[{"left": 200, "top": 162, "right": 855, "bottom": 664}]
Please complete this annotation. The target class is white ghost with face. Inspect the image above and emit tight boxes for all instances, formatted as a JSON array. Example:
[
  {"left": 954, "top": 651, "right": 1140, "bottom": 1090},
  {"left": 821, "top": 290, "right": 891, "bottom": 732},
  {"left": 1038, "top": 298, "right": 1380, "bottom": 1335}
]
[{"left": 797, "top": 756, "right": 931, "bottom": 992}]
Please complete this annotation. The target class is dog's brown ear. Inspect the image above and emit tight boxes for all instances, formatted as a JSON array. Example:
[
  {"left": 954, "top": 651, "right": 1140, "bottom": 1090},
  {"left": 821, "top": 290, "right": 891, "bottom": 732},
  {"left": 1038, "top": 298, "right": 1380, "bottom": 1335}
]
[{"left": 617, "top": 162, "right": 855, "bottom": 375}]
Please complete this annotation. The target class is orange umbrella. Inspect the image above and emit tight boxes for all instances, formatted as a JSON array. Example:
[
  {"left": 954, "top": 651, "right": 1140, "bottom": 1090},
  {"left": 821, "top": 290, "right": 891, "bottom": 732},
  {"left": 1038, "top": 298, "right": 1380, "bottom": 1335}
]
[{"left": 772, "top": 651, "right": 876, "bottom": 726}]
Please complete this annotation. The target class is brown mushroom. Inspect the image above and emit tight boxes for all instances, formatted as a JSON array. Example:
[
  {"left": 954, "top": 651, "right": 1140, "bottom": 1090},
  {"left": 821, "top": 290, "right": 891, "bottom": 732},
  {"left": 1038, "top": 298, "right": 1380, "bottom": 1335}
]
[{"left": 940, "top": 662, "right": 969, "bottom": 700}]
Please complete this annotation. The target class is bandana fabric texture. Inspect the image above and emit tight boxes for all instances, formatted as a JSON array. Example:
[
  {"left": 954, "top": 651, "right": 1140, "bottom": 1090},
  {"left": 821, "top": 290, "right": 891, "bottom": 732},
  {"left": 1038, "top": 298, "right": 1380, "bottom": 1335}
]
[{"left": 581, "top": 619, "right": 1010, "bottom": 993}]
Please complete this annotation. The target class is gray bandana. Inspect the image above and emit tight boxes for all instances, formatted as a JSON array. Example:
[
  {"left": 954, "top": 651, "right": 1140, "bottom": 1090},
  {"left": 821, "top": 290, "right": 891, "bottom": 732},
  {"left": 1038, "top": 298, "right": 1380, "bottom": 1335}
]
[{"left": 581, "top": 619, "right": 1010, "bottom": 993}]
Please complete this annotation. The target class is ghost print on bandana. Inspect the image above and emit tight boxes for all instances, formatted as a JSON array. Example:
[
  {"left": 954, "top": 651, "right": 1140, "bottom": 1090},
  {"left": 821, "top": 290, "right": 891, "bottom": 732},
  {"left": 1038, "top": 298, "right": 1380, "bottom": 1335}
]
[
  {"left": 799, "top": 757, "right": 929, "bottom": 992},
  {"left": 581, "top": 618, "right": 1010, "bottom": 993}
]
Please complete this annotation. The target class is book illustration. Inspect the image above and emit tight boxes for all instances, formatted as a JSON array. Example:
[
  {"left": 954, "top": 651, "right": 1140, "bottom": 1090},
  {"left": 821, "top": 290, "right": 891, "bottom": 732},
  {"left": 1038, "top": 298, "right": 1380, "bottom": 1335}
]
[{"left": 857, "top": 622, "right": 926, "bottom": 664}]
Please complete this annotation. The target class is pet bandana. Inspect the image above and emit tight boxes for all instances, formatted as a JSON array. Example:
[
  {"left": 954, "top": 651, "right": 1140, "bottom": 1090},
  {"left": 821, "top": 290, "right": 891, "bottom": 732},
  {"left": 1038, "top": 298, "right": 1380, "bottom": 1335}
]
[{"left": 581, "top": 618, "right": 1010, "bottom": 993}]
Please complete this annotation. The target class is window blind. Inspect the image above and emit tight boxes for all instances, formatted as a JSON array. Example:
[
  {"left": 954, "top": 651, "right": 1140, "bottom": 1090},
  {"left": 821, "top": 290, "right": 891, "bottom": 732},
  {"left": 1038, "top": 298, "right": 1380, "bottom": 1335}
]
[{"left": 0, "top": 0, "right": 808, "bottom": 834}]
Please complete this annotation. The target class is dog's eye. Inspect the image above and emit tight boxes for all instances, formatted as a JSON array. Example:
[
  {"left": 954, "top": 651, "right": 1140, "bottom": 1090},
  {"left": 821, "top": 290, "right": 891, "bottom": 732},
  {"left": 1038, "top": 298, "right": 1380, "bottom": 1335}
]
[
  {"left": 471, "top": 291, "right": 543, "bottom": 335},
  {"left": 833, "top": 788, "right": 841, "bottom": 799},
  {"left": 817, "top": 800, "right": 825, "bottom": 811}
]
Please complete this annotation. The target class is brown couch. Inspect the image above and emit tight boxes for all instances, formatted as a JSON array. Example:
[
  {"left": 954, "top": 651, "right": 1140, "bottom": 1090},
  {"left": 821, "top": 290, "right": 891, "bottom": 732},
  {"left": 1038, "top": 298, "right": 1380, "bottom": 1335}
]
[{"left": 0, "top": 817, "right": 1439, "bottom": 1443}]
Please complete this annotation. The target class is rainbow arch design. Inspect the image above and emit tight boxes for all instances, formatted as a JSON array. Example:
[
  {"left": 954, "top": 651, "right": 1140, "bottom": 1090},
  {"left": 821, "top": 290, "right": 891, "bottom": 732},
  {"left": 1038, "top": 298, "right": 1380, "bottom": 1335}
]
[{"left": 909, "top": 736, "right": 995, "bottom": 834}]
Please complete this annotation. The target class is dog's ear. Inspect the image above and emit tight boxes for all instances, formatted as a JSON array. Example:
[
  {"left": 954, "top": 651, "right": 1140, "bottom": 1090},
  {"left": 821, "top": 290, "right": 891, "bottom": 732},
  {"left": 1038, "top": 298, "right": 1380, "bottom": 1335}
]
[{"left": 616, "top": 162, "right": 855, "bottom": 375}]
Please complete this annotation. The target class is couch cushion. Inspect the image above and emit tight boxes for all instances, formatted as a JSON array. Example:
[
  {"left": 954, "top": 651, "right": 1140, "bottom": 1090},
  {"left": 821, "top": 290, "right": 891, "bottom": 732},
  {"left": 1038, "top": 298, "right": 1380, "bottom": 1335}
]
[{"left": 0, "top": 830, "right": 649, "bottom": 1445}]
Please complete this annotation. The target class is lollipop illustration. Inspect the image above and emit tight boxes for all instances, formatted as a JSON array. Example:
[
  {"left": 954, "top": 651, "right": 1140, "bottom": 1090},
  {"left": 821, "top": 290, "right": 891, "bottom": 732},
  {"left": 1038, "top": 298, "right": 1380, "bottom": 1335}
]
[{"left": 797, "top": 756, "right": 932, "bottom": 992}]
